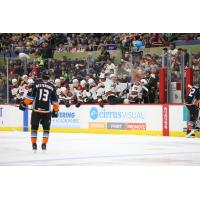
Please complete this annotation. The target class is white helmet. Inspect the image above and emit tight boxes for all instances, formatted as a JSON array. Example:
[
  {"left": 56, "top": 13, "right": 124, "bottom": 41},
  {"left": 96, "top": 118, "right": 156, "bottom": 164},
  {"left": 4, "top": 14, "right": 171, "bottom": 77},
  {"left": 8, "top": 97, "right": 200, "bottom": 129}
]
[
  {"left": 72, "top": 79, "right": 79, "bottom": 84},
  {"left": 12, "top": 78, "right": 18, "bottom": 85},
  {"left": 141, "top": 79, "right": 148, "bottom": 85},
  {"left": 99, "top": 73, "right": 105, "bottom": 79},
  {"left": 88, "top": 78, "right": 95, "bottom": 85},
  {"left": 27, "top": 78, "right": 34, "bottom": 85},
  {"left": 55, "top": 79, "right": 61, "bottom": 84},
  {"left": 123, "top": 99, "right": 130, "bottom": 104},
  {"left": 80, "top": 80, "right": 87, "bottom": 87},
  {"left": 22, "top": 75, "right": 28, "bottom": 80},
  {"left": 110, "top": 74, "right": 116, "bottom": 79}
]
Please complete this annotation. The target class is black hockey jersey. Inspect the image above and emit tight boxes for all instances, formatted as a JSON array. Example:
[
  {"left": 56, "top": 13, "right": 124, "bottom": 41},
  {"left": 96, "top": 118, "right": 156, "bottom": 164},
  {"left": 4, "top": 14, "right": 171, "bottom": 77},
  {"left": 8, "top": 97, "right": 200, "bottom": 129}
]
[
  {"left": 185, "top": 85, "right": 200, "bottom": 105},
  {"left": 24, "top": 81, "right": 59, "bottom": 113}
]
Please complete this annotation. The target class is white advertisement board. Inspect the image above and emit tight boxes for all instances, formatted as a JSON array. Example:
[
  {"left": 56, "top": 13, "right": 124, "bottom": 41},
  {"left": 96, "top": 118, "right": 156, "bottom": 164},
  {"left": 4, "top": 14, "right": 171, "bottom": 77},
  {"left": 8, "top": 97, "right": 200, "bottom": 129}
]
[
  {"left": 46, "top": 105, "right": 162, "bottom": 131},
  {"left": 0, "top": 105, "right": 23, "bottom": 128},
  {"left": 169, "top": 105, "right": 187, "bottom": 132},
  {"left": 0, "top": 104, "right": 187, "bottom": 136}
]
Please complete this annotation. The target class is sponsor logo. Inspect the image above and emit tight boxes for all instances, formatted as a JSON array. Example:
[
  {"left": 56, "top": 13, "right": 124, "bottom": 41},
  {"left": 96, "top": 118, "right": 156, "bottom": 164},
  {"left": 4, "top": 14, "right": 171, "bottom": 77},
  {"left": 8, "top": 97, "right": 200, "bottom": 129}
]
[
  {"left": 58, "top": 112, "right": 75, "bottom": 118},
  {"left": 163, "top": 107, "right": 168, "bottom": 129},
  {"left": 88, "top": 122, "right": 107, "bottom": 129},
  {"left": 52, "top": 111, "right": 80, "bottom": 128},
  {"left": 90, "top": 107, "right": 98, "bottom": 120},
  {"left": 88, "top": 122, "right": 146, "bottom": 130},
  {"left": 162, "top": 105, "right": 169, "bottom": 136},
  {"left": 89, "top": 107, "right": 144, "bottom": 120},
  {"left": 126, "top": 123, "right": 146, "bottom": 130},
  {"left": 107, "top": 122, "right": 125, "bottom": 129}
]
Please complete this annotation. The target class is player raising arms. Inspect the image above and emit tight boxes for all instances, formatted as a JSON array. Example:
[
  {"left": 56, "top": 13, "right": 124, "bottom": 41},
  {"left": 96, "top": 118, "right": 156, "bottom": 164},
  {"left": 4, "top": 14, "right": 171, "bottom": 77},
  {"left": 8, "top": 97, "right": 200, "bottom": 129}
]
[{"left": 19, "top": 71, "right": 59, "bottom": 151}]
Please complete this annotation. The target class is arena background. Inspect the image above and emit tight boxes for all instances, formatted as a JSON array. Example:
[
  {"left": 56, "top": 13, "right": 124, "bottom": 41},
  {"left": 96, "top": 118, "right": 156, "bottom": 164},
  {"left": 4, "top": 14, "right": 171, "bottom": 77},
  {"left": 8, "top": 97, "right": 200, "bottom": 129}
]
[{"left": 1, "top": 0, "right": 200, "bottom": 200}]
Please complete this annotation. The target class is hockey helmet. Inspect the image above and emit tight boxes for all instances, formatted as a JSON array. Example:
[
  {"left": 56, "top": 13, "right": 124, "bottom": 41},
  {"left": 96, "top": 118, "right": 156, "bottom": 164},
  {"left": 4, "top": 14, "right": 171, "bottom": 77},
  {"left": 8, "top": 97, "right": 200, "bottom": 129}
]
[
  {"left": 42, "top": 70, "right": 50, "bottom": 80},
  {"left": 12, "top": 78, "right": 18, "bottom": 85},
  {"left": 22, "top": 75, "right": 28, "bottom": 80},
  {"left": 27, "top": 78, "right": 34, "bottom": 85},
  {"left": 72, "top": 79, "right": 79, "bottom": 84},
  {"left": 141, "top": 79, "right": 148, "bottom": 85},
  {"left": 88, "top": 78, "right": 95, "bottom": 85},
  {"left": 80, "top": 79, "right": 87, "bottom": 87},
  {"left": 55, "top": 78, "right": 61, "bottom": 84}
]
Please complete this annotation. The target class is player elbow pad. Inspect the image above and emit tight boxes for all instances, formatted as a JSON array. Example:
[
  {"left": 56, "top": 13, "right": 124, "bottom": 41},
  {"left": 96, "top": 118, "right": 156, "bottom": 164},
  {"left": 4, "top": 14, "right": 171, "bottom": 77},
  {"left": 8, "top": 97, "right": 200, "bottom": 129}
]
[
  {"left": 53, "top": 103, "right": 59, "bottom": 111},
  {"left": 24, "top": 98, "right": 33, "bottom": 106},
  {"left": 193, "top": 99, "right": 199, "bottom": 106}
]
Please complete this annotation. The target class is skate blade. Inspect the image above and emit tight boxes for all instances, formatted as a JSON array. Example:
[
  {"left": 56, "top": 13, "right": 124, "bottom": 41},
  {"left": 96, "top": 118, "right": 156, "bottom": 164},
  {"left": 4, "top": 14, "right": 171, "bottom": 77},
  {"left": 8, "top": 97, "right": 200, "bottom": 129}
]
[{"left": 185, "top": 130, "right": 196, "bottom": 138}]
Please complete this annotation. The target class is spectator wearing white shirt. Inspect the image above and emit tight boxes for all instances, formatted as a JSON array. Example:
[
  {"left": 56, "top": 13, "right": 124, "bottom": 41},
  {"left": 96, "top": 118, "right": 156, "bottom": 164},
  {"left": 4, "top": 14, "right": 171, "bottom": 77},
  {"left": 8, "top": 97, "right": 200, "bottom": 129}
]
[
  {"left": 105, "top": 59, "right": 117, "bottom": 75},
  {"left": 15, "top": 50, "right": 30, "bottom": 59},
  {"left": 168, "top": 43, "right": 178, "bottom": 57}
]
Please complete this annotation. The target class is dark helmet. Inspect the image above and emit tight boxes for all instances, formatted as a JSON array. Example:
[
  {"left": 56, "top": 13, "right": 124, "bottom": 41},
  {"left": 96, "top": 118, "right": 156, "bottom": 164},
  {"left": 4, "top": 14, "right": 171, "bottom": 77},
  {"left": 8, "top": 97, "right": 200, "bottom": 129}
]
[{"left": 42, "top": 70, "right": 50, "bottom": 80}]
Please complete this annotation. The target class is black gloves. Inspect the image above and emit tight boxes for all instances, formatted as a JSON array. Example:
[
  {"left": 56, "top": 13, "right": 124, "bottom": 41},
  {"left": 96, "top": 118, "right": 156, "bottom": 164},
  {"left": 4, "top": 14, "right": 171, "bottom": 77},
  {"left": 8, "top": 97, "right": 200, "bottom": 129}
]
[
  {"left": 75, "top": 102, "right": 81, "bottom": 107},
  {"left": 99, "top": 100, "right": 104, "bottom": 108},
  {"left": 65, "top": 100, "right": 71, "bottom": 108},
  {"left": 52, "top": 110, "right": 59, "bottom": 118},
  {"left": 19, "top": 102, "right": 27, "bottom": 111}
]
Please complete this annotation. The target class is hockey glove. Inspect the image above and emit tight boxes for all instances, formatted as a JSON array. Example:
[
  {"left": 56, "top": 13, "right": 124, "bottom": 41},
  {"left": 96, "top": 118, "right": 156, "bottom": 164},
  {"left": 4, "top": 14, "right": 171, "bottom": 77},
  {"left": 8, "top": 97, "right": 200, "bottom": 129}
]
[
  {"left": 19, "top": 102, "right": 27, "bottom": 111},
  {"left": 75, "top": 102, "right": 81, "bottom": 108},
  {"left": 52, "top": 110, "right": 59, "bottom": 118},
  {"left": 99, "top": 100, "right": 104, "bottom": 108},
  {"left": 65, "top": 100, "right": 71, "bottom": 108}
]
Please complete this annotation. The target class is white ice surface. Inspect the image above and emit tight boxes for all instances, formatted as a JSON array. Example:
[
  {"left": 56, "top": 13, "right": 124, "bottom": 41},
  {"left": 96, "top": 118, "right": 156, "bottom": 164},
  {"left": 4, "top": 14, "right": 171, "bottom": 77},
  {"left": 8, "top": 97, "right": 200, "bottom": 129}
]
[{"left": 1, "top": 131, "right": 200, "bottom": 165}]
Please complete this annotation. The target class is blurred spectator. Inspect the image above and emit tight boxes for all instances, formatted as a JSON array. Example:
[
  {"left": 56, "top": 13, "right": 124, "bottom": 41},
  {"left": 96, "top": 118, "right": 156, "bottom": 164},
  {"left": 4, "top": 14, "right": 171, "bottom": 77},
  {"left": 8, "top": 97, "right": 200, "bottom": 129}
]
[
  {"left": 105, "top": 59, "right": 117, "bottom": 75},
  {"left": 168, "top": 43, "right": 178, "bottom": 56},
  {"left": 15, "top": 50, "right": 30, "bottom": 59},
  {"left": 0, "top": 76, "right": 6, "bottom": 102},
  {"left": 99, "top": 46, "right": 110, "bottom": 61}
]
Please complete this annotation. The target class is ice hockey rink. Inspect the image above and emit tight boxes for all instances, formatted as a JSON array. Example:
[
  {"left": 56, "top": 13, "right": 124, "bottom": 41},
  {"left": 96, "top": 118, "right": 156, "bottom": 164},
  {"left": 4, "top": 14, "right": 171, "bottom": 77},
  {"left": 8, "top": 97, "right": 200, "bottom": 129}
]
[{"left": 1, "top": 131, "right": 200, "bottom": 166}]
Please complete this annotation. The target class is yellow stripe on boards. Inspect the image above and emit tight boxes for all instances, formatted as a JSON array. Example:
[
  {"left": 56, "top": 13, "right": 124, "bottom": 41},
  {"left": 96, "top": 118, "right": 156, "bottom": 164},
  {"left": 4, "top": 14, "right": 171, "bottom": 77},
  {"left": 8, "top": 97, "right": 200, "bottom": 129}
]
[
  {"left": 0, "top": 127, "right": 23, "bottom": 132},
  {"left": 29, "top": 128, "right": 162, "bottom": 136},
  {"left": 2, "top": 127, "right": 200, "bottom": 138},
  {"left": 169, "top": 131, "right": 200, "bottom": 138}
]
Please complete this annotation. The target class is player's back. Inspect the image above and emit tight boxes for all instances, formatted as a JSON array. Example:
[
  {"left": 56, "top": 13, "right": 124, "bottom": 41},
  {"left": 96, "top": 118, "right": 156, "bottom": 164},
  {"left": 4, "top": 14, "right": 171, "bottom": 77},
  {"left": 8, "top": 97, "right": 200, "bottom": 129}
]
[
  {"left": 185, "top": 85, "right": 200, "bottom": 105},
  {"left": 29, "top": 80, "right": 58, "bottom": 113}
]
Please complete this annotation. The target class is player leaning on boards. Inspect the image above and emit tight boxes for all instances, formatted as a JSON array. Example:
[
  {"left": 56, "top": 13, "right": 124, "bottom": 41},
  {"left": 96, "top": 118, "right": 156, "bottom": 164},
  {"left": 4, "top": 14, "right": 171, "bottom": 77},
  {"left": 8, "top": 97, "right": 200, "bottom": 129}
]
[
  {"left": 19, "top": 71, "right": 59, "bottom": 151},
  {"left": 185, "top": 84, "right": 200, "bottom": 138}
]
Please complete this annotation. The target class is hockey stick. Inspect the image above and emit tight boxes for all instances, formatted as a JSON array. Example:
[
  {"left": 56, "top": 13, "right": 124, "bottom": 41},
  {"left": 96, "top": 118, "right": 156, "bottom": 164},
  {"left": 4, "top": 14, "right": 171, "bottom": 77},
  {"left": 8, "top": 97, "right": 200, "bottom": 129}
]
[{"left": 142, "top": 85, "right": 149, "bottom": 92}]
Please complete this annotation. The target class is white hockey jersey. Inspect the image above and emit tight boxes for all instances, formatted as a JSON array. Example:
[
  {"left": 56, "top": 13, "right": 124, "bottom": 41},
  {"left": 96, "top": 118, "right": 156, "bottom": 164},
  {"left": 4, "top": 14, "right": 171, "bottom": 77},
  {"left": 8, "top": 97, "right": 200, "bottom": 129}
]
[
  {"left": 130, "top": 83, "right": 143, "bottom": 99},
  {"left": 105, "top": 80, "right": 121, "bottom": 97}
]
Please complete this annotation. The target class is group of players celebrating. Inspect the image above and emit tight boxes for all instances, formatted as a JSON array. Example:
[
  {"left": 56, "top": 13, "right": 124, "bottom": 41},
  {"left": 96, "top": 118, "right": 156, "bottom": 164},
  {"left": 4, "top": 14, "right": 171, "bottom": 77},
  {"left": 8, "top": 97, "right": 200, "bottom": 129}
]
[{"left": 11, "top": 71, "right": 156, "bottom": 109}]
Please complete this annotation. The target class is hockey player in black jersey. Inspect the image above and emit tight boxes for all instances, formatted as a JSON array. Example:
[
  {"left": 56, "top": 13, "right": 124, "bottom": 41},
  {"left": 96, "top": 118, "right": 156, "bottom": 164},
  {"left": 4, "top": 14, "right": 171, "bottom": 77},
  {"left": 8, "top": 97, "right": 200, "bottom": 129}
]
[
  {"left": 19, "top": 71, "right": 59, "bottom": 150},
  {"left": 185, "top": 84, "right": 200, "bottom": 137}
]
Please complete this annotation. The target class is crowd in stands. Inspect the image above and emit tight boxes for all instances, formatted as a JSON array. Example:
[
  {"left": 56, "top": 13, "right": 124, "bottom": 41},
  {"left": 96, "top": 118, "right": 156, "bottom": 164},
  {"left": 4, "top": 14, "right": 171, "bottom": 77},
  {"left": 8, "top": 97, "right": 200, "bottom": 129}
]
[{"left": 0, "top": 33, "right": 198, "bottom": 55}]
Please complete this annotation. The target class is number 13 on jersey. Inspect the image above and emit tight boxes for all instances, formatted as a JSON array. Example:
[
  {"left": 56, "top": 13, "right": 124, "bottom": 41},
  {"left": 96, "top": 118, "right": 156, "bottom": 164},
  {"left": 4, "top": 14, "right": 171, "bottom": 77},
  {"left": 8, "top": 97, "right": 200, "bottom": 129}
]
[{"left": 38, "top": 89, "right": 49, "bottom": 101}]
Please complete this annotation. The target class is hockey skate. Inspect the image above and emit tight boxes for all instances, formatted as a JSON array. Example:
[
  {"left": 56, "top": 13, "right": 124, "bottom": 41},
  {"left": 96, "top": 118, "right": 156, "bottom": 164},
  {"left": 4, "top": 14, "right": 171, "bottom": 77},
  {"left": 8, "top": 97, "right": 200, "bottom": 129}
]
[
  {"left": 32, "top": 143, "right": 37, "bottom": 151},
  {"left": 185, "top": 129, "right": 196, "bottom": 138},
  {"left": 41, "top": 143, "right": 47, "bottom": 150}
]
